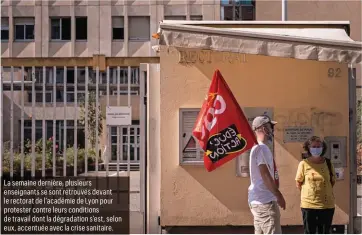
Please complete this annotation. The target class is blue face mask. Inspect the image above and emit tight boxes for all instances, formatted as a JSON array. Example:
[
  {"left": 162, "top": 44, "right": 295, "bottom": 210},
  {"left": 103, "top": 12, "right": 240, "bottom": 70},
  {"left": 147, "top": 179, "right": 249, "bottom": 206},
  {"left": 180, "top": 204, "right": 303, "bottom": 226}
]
[{"left": 310, "top": 147, "right": 323, "bottom": 157}]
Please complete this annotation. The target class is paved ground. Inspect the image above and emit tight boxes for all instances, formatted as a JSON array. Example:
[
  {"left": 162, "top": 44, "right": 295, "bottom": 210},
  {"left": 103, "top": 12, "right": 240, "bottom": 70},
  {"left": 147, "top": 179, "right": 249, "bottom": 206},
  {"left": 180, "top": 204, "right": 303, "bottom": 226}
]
[
  {"left": 79, "top": 171, "right": 142, "bottom": 233},
  {"left": 80, "top": 171, "right": 362, "bottom": 233}
]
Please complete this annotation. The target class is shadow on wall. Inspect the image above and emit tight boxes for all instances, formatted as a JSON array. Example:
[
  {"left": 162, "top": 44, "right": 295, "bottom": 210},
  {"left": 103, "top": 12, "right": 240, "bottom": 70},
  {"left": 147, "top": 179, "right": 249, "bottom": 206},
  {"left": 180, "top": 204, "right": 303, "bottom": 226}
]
[
  {"left": 1, "top": 43, "right": 9, "bottom": 57},
  {"left": 12, "top": 42, "right": 35, "bottom": 58},
  {"left": 168, "top": 47, "right": 349, "bottom": 222},
  {"left": 2, "top": 93, "right": 30, "bottom": 149},
  {"left": 10, "top": 0, "right": 21, "bottom": 6},
  {"left": 75, "top": 42, "right": 88, "bottom": 57},
  {"left": 49, "top": 42, "right": 71, "bottom": 57}
]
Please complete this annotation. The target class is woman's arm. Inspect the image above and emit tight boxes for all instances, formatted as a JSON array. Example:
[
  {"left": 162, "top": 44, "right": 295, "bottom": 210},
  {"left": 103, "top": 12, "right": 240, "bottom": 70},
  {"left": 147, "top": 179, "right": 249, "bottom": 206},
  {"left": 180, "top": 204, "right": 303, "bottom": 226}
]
[
  {"left": 331, "top": 164, "right": 336, "bottom": 187},
  {"left": 296, "top": 181, "right": 302, "bottom": 190},
  {"left": 295, "top": 161, "right": 304, "bottom": 190}
]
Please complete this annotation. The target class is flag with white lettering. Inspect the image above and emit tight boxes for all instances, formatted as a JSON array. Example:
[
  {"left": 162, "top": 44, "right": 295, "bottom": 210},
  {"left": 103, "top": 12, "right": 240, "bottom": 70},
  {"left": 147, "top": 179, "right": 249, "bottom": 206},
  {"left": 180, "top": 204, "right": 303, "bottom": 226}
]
[{"left": 192, "top": 70, "right": 257, "bottom": 172}]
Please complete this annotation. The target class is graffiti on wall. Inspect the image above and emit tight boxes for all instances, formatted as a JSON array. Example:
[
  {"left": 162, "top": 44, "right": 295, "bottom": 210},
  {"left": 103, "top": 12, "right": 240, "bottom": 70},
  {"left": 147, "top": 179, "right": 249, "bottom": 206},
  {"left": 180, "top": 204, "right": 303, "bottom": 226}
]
[{"left": 274, "top": 108, "right": 343, "bottom": 132}]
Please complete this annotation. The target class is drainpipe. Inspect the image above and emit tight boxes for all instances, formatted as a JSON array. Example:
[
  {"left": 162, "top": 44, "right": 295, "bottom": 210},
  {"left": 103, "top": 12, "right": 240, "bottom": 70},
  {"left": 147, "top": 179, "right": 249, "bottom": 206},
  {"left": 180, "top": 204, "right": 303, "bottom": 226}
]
[{"left": 282, "top": 0, "right": 287, "bottom": 21}]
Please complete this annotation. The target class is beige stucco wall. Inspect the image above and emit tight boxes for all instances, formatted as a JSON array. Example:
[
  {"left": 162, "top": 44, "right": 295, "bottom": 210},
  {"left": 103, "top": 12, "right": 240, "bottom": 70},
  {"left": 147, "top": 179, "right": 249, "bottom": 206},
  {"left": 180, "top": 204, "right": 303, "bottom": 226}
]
[{"left": 158, "top": 47, "right": 350, "bottom": 226}]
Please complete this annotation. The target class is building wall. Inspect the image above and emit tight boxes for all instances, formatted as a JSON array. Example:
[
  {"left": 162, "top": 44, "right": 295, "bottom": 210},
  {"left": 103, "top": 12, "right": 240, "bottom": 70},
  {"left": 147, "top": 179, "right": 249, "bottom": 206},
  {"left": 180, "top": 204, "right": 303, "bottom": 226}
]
[
  {"left": 1, "top": 0, "right": 219, "bottom": 58},
  {"left": 256, "top": 0, "right": 362, "bottom": 86},
  {"left": 158, "top": 46, "right": 350, "bottom": 226}
]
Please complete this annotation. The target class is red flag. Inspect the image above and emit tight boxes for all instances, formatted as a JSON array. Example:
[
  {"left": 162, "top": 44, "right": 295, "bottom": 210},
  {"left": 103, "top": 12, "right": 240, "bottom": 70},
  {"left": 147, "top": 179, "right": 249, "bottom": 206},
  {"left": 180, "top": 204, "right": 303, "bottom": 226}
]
[{"left": 192, "top": 70, "right": 257, "bottom": 172}]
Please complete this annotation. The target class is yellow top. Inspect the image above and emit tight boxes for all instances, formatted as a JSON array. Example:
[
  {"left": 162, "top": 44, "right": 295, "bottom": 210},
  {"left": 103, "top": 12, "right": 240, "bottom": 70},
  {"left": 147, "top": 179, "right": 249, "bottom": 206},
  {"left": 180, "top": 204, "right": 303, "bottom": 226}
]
[{"left": 295, "top": 159, "right": 336, "bottom": 209}]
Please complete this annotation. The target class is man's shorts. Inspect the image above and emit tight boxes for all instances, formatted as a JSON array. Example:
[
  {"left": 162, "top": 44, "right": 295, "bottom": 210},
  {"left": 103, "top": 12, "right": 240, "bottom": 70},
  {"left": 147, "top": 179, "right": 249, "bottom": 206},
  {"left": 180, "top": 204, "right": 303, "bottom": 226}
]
[{"left": 250, "top": 201, "right": 282, "bottom": 234}]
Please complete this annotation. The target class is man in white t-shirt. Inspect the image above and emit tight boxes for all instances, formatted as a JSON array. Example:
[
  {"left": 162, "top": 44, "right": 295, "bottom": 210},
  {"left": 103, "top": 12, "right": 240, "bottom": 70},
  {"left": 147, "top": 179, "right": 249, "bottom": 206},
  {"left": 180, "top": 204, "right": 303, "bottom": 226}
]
[{"left": 248, "top": 115, "right": 286, "bottom": 234}]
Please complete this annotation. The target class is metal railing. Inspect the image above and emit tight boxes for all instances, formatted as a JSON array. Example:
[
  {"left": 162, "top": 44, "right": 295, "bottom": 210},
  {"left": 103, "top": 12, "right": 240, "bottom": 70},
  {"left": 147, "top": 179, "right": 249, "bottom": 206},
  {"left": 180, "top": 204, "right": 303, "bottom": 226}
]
[{"left": 0, "top": 66, "right": 144, "bottom": 178}]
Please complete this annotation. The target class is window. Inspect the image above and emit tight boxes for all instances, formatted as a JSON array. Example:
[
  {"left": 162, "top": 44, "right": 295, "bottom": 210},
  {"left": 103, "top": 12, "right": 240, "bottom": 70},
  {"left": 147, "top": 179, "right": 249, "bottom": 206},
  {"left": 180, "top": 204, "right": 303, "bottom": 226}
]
[
  {"left": 190, "top": 15, "right": 203, "bottom": 21},
  {"left": 129, "top": 16, "right": 150, "bottom": 41},
  {"left": 164, "top": 15, "right": 186, "bottom": 20},
  {"left": 14, "top": 17, "right": 35, "bottom": 41},
  {"left": 112, "top": 88, "right": 139, "bottom": 95},
  {"left": 1, "top": 17, "right": 9, "bottom": 41},
  {"left": 221, "top": 0, "right": 255, "bottom": 21},
  {"left": 26, "top": 67, "right": 88, "bottom": 103},
  {"left": 76, "top": 17, "right": 87, "bottom": 40},
  {"left": 112, "top": 17, "right": 124, "bottom": 40},
  {"left": 106, "top": 67, "right": 140, "bottom": 85},
  {"left": 51, "top": 18, "right": 71, "bottom": 40},
  {"left": 23, "top": 120, "right": 46, "bottom": 143},
  {"left": 179, "top": 109, "right": 204, "bottom": 164},
  {"left": 110, "top": 123, "right": 140, "bottom": 162},
  {"left": 25, "top": 67, "right": 52, "bottom": 103},
  {"left": 51, "top": 68, "right": 86, "bottom": 102},
  {"left": 23, "top": 120, "right": 85, "bottom": 150},
  {"left": 59, "top": 120, "right": 85, "bottom": 150},
  {"left": 99, "top": 67, "right": 140, "bottom": 95}
]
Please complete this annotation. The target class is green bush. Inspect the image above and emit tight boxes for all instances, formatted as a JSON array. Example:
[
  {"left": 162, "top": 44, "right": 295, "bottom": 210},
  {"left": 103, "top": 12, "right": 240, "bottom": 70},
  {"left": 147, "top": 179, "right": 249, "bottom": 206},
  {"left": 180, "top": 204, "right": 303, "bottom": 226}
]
[
  {"left": 61, "top": 147, "right": 98, "bottom": 167},
  {"left": 3, "top": 143, "right": 100, "bottom": 174}
]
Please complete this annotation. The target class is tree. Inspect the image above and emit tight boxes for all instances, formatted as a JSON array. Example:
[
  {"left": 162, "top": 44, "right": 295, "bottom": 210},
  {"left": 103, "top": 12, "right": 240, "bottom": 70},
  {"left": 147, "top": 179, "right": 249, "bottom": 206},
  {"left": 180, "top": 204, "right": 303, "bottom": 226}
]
[
  {"left": 79, "top": 90, "right": 103, "bottom": 148},
  {"left": 357, "top": 100, "right": 362, "bottom": 145}
]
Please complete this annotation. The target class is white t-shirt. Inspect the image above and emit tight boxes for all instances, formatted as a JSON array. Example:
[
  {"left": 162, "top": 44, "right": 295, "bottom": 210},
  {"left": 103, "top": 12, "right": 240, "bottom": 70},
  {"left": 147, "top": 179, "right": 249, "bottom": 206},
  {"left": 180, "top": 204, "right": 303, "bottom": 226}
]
[{"left": 248, "top": 142, "right": 277, "bottom": 204}]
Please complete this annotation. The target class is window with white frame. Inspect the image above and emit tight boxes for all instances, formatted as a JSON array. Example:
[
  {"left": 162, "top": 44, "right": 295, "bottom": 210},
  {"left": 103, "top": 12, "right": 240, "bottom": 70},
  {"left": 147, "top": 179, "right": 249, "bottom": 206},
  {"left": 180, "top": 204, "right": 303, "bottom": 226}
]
[
  {"left": 1, "top": 17, "right": 9, "bottom": 41},
  {"left": 190, "top": 15, "right": 203, "bottom": 21},
  {"left": 128, "top": 16, "right": 150, "bottom": 41},
  {"left": 112, "top": 16, "right": 124, "bottom": 40},
  {"left": 99, "top": 67, "right": 140, "bottom": 96},
  {"left": 14, "top": 17, "right": 35, "bottom": 41},
  {"left": 110, "top": 121, "right": 140, "bottom": 162},
  {"left": 220, "top": 0, "right": 255, "bottom": 21},
  {"left": 76, "top": 17, "right": 87, "bottom": 40},
  {"left": 51, "top": 17, "right": 71, "bottom": 40},
  {"left": 179, "top": 109, "right": 204, "bottom": 164},
  {"left": 26, "top": 67, "right": 87, "bottom": 103},
  {"left": 112, "top": 88, "right": 139, "bottom": 95},
  {"left": 107, "top": 67, "right": 140, "bottom": 85},
  {"left": 164, "top": 15, "right": 186, "bottom": 20},
  {"left": 25, "top": 67, "right": 53, "bottom": 103},
  {"left": 52, "top": 67, "right": 87, "bottom": 102}
]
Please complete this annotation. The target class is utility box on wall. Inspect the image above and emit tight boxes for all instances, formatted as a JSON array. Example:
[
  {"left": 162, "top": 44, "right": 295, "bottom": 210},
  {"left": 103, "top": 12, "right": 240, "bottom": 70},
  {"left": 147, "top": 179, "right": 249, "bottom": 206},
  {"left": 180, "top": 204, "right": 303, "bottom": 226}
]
[{"left": 324, "top": 136, "right": 347, "bottom": 168}]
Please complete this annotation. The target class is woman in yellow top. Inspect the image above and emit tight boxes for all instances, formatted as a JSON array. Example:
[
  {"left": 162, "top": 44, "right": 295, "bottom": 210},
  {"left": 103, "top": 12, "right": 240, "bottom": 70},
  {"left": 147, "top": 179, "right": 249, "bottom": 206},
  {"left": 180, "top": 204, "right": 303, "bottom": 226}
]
[{"left": 295, "top": 136, "right": 336, "bottom": 234}]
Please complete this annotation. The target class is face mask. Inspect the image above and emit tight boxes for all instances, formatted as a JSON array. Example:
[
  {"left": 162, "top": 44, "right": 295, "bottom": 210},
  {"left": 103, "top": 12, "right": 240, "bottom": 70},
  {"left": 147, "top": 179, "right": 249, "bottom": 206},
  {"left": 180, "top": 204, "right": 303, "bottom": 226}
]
[{"left": 309, "top": 147, "right": 323, "bottom": 157}]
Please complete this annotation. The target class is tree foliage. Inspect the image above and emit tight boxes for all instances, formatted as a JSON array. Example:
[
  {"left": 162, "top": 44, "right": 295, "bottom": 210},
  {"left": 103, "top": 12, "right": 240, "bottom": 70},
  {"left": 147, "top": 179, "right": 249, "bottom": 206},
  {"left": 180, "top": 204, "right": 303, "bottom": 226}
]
[
  {"left": 79, "top": 90, "right": 103, "bottom": 148},
  {"left": 357, "top": 100, "right": 362, "bottom": 145},
  {"left": 357, "top": 99, "right": 362, "bottom": 177}
]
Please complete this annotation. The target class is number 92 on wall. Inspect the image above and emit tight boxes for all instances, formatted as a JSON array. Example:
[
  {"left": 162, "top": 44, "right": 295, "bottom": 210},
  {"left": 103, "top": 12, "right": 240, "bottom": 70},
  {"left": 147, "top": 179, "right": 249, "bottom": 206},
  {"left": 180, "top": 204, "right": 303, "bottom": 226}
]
[{"left": 328, "top": 68, "right": 342, "bottom": 78}]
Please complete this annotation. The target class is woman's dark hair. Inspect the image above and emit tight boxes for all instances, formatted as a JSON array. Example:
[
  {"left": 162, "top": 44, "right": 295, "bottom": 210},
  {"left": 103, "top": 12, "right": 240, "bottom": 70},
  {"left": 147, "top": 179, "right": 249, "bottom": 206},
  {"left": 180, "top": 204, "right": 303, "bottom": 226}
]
[{"left": 302, "top": 136, "right": 328, "bottom": 159}]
